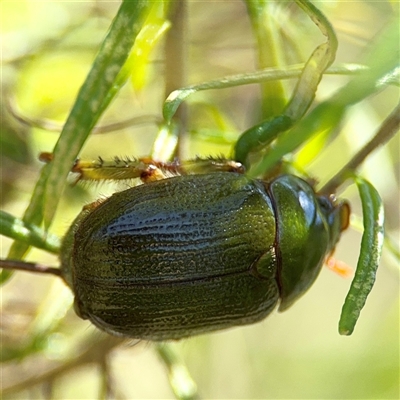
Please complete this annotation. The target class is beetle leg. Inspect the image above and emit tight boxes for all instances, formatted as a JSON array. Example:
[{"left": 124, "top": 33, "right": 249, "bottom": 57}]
[
  {"left": 179, "top": 157, "right": 245, "bottom": 175},
  {"left": 142, "top": 157, "right": 245, "bottom": 176},
  {"left": 40, "top": 152, "right": 245, "bottom": 184},
  {"left": 40, "top": 153, "right": 171, "bottom": 183},
  {"left": 70, "top": 157, "right": 182, "bottom": 183},
  {"left": 131, "top": 157, "right": 245, "bottom": 182},
  {"left": 326, "top": 256, "right": 353, "bottom": 278},
  {"left": 70, "top": 157, "right": 153, "bottom": 182}
]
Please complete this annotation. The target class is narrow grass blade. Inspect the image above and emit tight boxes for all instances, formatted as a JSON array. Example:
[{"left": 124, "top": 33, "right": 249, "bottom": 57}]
[
  {"left": 248, "top": 18, "right": 399, "bottom": 178},
  {"left": 244, "top": 0, "right": 287, "bottom": 117},
  {"left": 285, "top": 0, "right": 338, "bottom": 120},
  {"left": 0, "top": 211, "right": 60, "bottom": 255},
  {"left": 4, "top": 0, "right": 152, "bottom": 282},
  {"left": 339, "top": 177, "right": 384, "bottom": 335},
  {"left": 43, "top": 1, "right": 151, "bottom": 228}
]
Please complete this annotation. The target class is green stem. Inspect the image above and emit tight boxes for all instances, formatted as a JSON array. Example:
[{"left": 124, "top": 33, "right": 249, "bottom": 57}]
[
  {"left": 1, "top": 211, "right": 60, "bottom": 254},
  {"left": 245, "top": 0, "right": 287, "bottom": 117},
  {"left": 156, "top": 343, "right": 199, "bottom": 400}
]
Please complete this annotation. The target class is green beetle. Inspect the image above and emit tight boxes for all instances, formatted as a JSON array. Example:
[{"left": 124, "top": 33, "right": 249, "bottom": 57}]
[{"left": 60, "top": 171, "right": 349, "bottom": 341}]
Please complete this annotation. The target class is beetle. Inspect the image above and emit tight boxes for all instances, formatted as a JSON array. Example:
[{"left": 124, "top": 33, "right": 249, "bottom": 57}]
[{"left": 56, "top": 158, "right": 350, "bottom": 341}]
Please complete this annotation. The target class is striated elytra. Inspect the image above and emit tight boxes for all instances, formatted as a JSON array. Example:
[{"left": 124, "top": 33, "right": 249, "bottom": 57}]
[{"left": 61, "top": 172, "right": 349, "bottom": 340}]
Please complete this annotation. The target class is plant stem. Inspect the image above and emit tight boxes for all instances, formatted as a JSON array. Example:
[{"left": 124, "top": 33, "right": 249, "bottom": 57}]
[
  {"left": 156, "top": 343, "right": 199, "bottom": 400},
  {"left": 164, "top": 0, "right": 188, "bottom": 159},
  {"left": 321, "top": 103, "right": 400, "bottom": 194},
  {"left": 0, "top": 259, "right": 63, "bottom": 279},
  {"left": 1, "top": 335, "right": 123, "bottom": 397}
]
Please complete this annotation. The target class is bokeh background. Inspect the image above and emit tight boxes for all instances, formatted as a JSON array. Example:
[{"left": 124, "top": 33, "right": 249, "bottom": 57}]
[{"left": 1, "top": 1, "right": 399, "bottom": 399}]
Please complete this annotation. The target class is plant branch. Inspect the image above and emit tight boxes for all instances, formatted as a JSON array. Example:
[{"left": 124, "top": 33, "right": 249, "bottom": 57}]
[
  {"left": 0, "top": 259, "right": 63, "bottom": 279},
  {"left": 1, "top": 335, "right": 124, "bottom": 397},
  {"left": 321, "top": 103, "right": 400, "bottom": 194}
]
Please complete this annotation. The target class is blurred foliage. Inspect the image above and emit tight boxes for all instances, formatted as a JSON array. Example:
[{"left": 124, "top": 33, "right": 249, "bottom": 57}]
[{"left": 1, "top": 1, "right": 399, "bottom": 399}]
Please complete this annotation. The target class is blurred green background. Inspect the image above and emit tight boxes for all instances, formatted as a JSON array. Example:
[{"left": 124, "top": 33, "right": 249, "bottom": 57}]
[{"left": 1, "top": 1, "right": 399, "bottom": 399}]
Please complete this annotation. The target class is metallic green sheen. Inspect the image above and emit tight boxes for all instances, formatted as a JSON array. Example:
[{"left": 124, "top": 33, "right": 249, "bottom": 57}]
[
  {"left": 62, "top": 173, "right": 279, "bottom": 340},
  {"left": 61, "top": 172, "right": 347, "bottom": 340},
  {"left": 270, "top": 175, "right": 338, "bottom": 311}
]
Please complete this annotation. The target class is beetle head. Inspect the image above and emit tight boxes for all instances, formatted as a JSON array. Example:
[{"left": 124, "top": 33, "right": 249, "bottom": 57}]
[{"left": 268, "top": 175, "right": 349, "bottom": 311}]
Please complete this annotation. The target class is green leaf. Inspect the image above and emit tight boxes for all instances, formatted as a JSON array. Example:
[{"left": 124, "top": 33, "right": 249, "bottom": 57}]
[
  {"left": 284, "top": 0, "right": 338, "bottom": 121},
  {"left": 244, "top": 0, "right": 287, "bottom": 117},
  {"left": 235, "top": 115, "right": 293, "bottom": 165},
  {"left": 0, "top": 211, "right": 60, "bottom": 255},
  {"left": 163, "top": 65, "right": 305, "bottom": 123},
  {"left": 248, "top": 17, "right": 399, "bottom": 178},
  {"left": 234, "top": 0, "right": 338, "bottom": 166},
  {"left": 339, "top": 177, "right": 384, "bottom": 335},
  {"left": 3, "top": 170, "right": 50, "bottom": 282},
  {"left": 5, "top": 0, "right": 152, "bottom": 283},
  {"left": 43, "top": 0, "right": 151, "bottom": 228},
  {"left": 162, "top": 64, "right": 366, "bottom": 125},
  {"left": 129, "top": 2, "right": 171, "bottom": 92},
  {"left": 5, "top": 0, "right": 152, "bottom": 275}
]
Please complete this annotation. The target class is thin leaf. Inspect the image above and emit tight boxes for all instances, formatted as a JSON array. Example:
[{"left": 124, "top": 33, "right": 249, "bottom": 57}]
[
  {"left": 235, "top": 115, "right": 293, "bottom": 164},
  {"left": 129, "top": 2, "right": 171, "bottom": 92},
  {"left": 339, "top": 177, "right": 384, "bottom": 335},
  {"left": 0, "top": 211, "right": 60, "bottom": 255},
  {"left": 284, "top": 0, "right": 338, "bottom": 120},
  {"left": 247, "top": 101, "right": 344, "bottom": 177},
  {"left": 248, "top": 17, "right": 399, "bottom": 178},
  {"left": 156, "top": 343, "right": 199, "bottom": 400},
  {"left": 43, "top": 0, "right": 151, "bottom": 228},
  {"left": 244, "top": 0, "right": 287, "bottom": 117},
  {"left": 3, "top": 170, "right": 50, "bottom": 283},
  {"left": 163, "top": 64, "right": 366, "bottom": 124},
  {"left": 234, "top": 0, "right": 338, "bottom": 165},
  {"left": 4, "top": 0, "right": 152, "bottom": 283}
]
